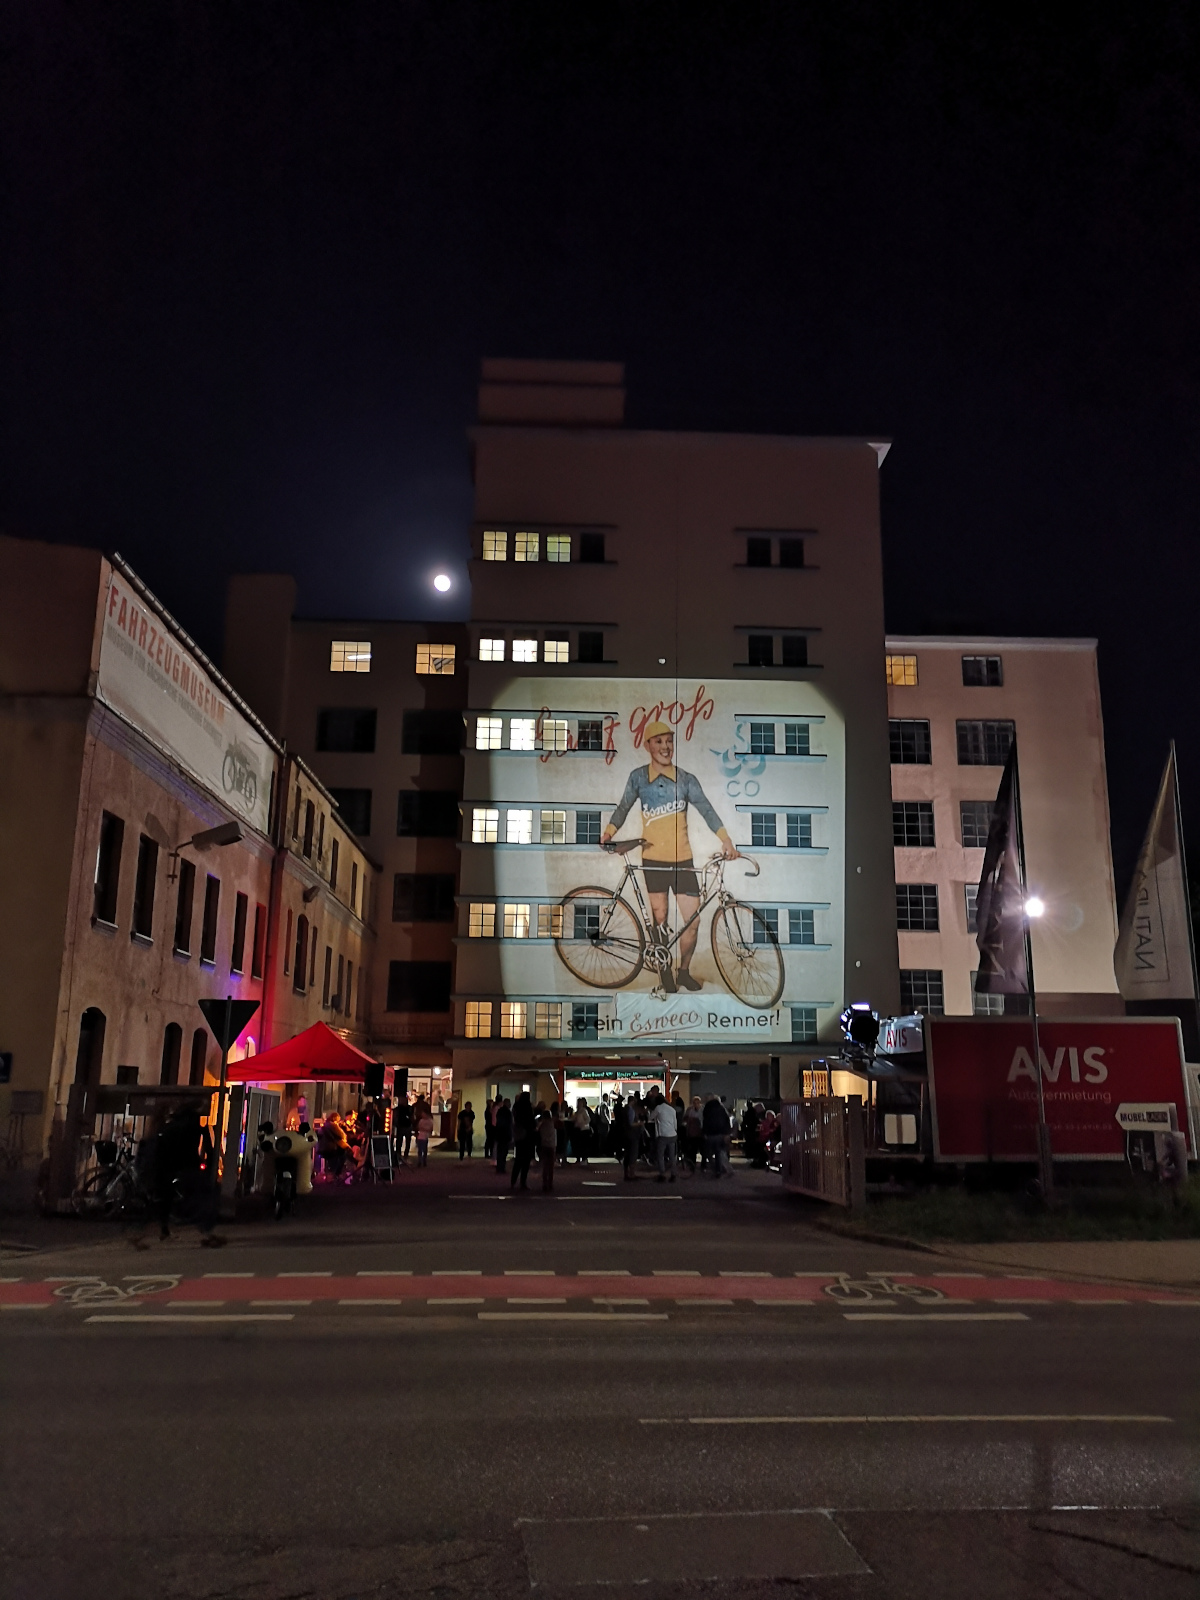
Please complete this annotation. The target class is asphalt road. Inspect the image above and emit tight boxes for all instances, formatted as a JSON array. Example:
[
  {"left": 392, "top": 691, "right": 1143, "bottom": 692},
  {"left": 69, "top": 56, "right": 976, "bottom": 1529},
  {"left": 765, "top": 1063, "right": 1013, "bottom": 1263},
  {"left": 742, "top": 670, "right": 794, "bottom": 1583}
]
[{"left": 3, "top": 1159, "right": 1198, "bottom": 1598}]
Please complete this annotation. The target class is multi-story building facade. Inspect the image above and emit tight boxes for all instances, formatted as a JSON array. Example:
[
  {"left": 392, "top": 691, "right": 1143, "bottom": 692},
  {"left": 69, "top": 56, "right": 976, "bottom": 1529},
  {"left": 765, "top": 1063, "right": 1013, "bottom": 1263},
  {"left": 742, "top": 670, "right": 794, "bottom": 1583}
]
[
  {"left": 0, "top": 536, "right": 375, "bottom": 1193},
  {"left": 224, "top": 579, "right": 467, "bottom": 1108},
  {"left": 454, "top": 359, "right": 900, "bottom": 1109},
  {"left": 886, "top": 636, "right": 1121, "bottom": 1018}
]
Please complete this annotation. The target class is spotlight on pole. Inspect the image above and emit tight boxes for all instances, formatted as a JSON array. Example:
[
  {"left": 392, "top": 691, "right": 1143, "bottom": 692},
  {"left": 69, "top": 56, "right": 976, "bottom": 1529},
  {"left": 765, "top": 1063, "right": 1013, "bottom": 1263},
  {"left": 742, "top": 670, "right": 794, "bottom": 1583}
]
[
  {"left": 433, "top": 573, "right": 451, "bottom": 593},
  {"left": 1024, "top": 896, "right": 1045, "bottom": 918}
]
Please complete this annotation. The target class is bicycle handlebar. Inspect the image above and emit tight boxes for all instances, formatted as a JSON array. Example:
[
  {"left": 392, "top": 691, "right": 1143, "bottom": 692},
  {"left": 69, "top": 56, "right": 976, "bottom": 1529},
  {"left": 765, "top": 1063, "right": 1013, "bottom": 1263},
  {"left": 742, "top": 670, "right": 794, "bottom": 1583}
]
[{"left": 705, "top": 850, "right": 761, "bottom": 878}]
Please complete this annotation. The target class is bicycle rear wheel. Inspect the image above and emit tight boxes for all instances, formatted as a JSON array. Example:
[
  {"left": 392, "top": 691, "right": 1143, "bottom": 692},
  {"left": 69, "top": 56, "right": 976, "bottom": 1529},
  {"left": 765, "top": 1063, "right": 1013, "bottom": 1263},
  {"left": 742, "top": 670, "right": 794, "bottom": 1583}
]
[
  {"left": 555, "top": 888, "right": 645, "bottom": 989},
  {"left": 710, "top": 902, "right": 784, "bottom": 1008}
]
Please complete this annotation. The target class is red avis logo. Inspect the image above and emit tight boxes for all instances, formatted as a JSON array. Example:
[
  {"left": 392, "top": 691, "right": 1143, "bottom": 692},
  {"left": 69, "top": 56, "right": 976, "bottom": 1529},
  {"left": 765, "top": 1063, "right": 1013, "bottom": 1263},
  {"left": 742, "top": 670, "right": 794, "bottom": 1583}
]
[{"left": 1006, "top": 1045, "right": 1108, "bottom": 1085}]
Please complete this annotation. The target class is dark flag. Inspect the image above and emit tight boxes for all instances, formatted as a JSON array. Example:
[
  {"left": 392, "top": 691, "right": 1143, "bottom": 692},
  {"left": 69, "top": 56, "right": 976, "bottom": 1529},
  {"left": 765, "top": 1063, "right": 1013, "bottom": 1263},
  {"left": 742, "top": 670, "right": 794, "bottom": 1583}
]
[{"left": 974, "top": 746, "right": 1030, "bottom": 996}]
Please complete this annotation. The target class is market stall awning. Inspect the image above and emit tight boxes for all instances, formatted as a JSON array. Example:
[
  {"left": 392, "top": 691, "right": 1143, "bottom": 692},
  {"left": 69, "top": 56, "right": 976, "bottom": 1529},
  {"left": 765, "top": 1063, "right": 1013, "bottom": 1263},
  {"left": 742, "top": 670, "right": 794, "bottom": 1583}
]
[{"left": 225, "top": 1022, "right": 377, "bottom": 1084}]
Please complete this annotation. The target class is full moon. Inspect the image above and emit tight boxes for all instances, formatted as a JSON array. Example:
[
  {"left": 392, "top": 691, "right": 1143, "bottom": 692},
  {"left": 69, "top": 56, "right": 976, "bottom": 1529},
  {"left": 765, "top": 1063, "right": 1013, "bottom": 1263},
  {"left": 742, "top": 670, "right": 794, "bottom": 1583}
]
[{"left": 433, "top": 573, "right": 451, "bottom": 592}]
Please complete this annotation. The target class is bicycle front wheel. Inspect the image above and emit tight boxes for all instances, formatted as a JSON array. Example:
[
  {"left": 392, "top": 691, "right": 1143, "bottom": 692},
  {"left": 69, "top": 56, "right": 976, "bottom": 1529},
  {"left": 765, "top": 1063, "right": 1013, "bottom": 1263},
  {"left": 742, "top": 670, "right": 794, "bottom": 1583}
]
[
  {"left": 555, "top": 888, "right": 645, "bottom": 989},
  {"left": 710, "top": 902, "right": 784, "bottom": 1008}
]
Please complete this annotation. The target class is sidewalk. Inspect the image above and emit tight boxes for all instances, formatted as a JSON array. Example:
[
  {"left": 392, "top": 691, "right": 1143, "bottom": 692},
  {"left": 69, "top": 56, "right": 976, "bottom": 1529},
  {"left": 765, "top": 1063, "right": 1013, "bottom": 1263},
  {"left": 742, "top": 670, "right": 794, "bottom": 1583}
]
[{"left": 932, "top": 1238, "right": 1200, "bottom": 1290}]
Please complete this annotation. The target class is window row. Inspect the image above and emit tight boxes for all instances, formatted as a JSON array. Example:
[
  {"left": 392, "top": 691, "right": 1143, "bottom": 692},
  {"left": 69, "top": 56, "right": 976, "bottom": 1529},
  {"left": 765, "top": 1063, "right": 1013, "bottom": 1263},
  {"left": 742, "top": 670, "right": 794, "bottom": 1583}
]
[
  {"left": 743, "top": 720, "right": 813, "bottom": 755},
  {"left": 889, "top": 719, "right": 1015, "bottom": 767},
  {"left": 317, "top": 708, "right": 465, "bottom": 756},
  {"left": 289, "top": 786, "right": 362, "bottom": 913},
  {"left": 458, "top": 998, "right": 820, "bottom": 1042},
  {"left": 744, "top": 633, "right": 809, "bottom": 668},
  {"left": 475, "top": 714, "right": 608, "bottom": 752},
  {"left": 896, "top": 881, "right": 1002, "bottom": 935},
  {"left": 327, "top": 640, "right": 462, "bottom": 678},
  {"left": 892, "top": 799, "right": 997, "bottom": 848},
  {"left": 92, "top": 812, "right": 265, "bottom": 974},
  {"left": 477, "top": 630, "right": 607, "bottom": 664},
  {"left": 158, "top": 1023, "right": 219, "bottom": 1086},
  {"left": 463, "top": 901, "right": 820, "bottom": 945},
  {"left": 481, "top": 529, "right": 606, "bottom": 563},
  {"left": 898, "top": 968, "right": 1030, "bottom": 1018},
  {"left": 284, "top": 909, "right": 361, "bottom": 1019},
  {"left": 743, "top": 533, "right": 809, "bottom": 568},
  {"left": 468, "top": 805, "right": 814, "bottom": 849},
  {"left": 885, "top": 653, "right": 1005, "bottom": 688}
]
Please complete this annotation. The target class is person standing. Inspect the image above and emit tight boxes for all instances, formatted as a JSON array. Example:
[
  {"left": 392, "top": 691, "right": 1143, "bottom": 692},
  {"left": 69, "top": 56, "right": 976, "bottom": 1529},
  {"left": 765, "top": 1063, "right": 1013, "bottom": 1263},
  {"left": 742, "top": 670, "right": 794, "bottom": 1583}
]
[
  {"left": 457, "top": 1101, "right": 476, "bottom": 1160},
  {"left": 684, "top": 1095, "right": 704, "bottom": 1174},
  {"left": 483, "top": 1096, "right": 497, "bottom": 1161},
  {"left": 624, "top": 1094, "right": 645, "bottom": 1182},
  {"left": 571, "top": 1099, "right": 592, "bottom": 1165},
  {"left": 156, "top": 1104, "right": 224, "bottom": 1246},
  {"left": 651, "top": 1093, "right": 679, "bottom": 1183},
  {"left": 493, "top": 1098, "right": 513, "bottom": 1174},
  {"left": 392, "top": 1098, "right": 413, "bottom": 1166},
  {"left": 702, "top": 1094, "right": 732, "bottom": 1177},
  {"left": 536, "top": 1103, "right": 558, "bottom": 1192},
  {"left": 415, "top": 1104, "right": 435, "bottom": 1167},
  {"left": 510, "top": 1092, "right": 537, "bottom": 1191}
]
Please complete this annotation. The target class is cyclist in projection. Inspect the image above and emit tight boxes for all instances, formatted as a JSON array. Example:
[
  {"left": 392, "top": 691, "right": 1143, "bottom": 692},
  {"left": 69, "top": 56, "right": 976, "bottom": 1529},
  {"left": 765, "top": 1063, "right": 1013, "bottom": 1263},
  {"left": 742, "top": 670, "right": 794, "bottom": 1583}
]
[{"left": 601, "top": 721, "right": 738, "bottom": 992}]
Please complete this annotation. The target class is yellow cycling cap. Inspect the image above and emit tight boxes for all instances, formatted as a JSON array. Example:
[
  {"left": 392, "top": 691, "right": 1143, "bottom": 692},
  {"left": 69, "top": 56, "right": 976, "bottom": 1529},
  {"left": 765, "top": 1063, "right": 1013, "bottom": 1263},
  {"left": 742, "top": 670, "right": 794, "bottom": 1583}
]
[{"left": 643, "top": 720, "right": 672, "bottom": 740}]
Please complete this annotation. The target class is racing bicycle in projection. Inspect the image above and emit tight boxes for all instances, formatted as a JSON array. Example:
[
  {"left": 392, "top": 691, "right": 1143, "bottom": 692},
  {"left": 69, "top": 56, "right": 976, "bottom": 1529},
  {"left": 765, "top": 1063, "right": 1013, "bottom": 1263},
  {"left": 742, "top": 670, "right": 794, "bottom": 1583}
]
[{"left": 553, "top": 840, "right": 785, "bottom": 1008}]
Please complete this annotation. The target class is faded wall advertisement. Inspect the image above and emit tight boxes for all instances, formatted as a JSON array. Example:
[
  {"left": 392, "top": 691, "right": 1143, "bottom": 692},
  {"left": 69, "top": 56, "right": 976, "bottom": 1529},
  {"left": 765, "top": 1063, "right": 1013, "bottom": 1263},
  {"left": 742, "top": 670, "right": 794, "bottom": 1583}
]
[{"left": 97, "top": 571, "right": 273, "bottom": 834}]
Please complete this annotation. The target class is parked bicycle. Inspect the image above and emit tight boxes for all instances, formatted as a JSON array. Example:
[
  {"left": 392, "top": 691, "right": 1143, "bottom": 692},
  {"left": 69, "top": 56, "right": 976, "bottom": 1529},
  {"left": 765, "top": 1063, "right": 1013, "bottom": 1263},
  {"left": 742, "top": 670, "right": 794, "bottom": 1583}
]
[{"left": 554, "top": 841, "right": 784, "bottom": 1008}]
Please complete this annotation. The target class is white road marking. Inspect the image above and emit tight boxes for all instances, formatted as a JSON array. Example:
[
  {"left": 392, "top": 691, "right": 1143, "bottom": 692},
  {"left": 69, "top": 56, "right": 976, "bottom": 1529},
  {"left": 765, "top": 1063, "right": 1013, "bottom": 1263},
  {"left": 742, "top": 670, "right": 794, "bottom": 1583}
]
[
  {"left": 478, "top": 1311, "right": 668, "bottom": 1322},
  {"left": 277, "top": 1271, "right": 332, "bottom": 1278},
  {"left": 428, "top": 1297, "right": 484, "bottom": 1305},
  {"left": 843, "top": 1312, "right": 1029, "bottom": 1322},
  {"left": 356, "top": 1270, "right": 412, "bottom": 1276},
  {"left": 720, "top": 1271, "right": 772, "bottom": 1277},
  {"left": 593, "top": 1297, "right": 650, "bottom": 1306},
  {"left": 508, "top": 1298, "right": 567, "bottom": 1305},
  {"left": 252, "top": 1299, "right": 311, "bottom": 1306},
  {"left": 676, "top": 1298, "right": 733, "bottom": 1306},
  {"left": 85, "top": 1314, "right": 294, "bottom": 1324},
  {"left": 639, "top": 1412, "right": 1173, "bottom": 1426}
]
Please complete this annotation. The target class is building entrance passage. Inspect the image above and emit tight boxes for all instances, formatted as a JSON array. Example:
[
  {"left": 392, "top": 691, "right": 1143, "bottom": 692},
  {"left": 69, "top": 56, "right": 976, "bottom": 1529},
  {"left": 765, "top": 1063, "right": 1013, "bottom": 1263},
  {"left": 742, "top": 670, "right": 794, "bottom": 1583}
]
[{"left": 563, "top": 1074, "right": 664, "bottom": 1108}]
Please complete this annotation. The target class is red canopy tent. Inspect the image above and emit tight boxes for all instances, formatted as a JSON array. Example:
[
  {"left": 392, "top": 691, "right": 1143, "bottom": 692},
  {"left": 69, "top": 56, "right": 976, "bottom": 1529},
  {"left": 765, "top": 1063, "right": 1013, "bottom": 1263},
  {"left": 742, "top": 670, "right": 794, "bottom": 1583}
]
[{"left": 225, "top": 1022, "right": 377, "bottom": 1084}]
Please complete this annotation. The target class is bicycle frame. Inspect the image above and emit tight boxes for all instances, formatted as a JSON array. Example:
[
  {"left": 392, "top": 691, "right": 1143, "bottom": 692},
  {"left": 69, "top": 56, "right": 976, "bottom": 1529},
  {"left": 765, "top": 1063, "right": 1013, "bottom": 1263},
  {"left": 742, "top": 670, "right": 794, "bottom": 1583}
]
[{"left": 602, "top": 850, "right": 757, "bottom": 955}]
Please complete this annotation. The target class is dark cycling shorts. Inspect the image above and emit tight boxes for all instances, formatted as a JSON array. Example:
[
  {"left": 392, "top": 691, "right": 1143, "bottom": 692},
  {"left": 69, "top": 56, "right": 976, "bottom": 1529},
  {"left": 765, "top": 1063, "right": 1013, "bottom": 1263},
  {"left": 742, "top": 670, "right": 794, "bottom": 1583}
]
[{"left": 643, "top": 859, "right": 700, "bottom": 896}]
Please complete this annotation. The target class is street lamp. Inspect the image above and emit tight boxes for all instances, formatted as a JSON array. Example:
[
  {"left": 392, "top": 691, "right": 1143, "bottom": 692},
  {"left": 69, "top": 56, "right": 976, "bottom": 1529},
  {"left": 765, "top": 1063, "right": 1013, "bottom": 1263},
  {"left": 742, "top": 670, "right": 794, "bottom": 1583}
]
[{"left": 1024, "top": 896, "right": 1045, "bottom": 918}]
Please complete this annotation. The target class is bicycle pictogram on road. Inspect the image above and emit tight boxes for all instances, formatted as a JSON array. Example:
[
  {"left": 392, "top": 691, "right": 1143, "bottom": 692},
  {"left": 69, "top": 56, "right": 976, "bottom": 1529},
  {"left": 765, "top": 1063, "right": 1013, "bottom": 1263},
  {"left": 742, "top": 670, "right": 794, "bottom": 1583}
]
[
  {"left": 823, "top": 1274, "right": 945, "bottom": 1304},
  {"left": 52, "top": 1276, "right": 180, "bottom": 1306}
]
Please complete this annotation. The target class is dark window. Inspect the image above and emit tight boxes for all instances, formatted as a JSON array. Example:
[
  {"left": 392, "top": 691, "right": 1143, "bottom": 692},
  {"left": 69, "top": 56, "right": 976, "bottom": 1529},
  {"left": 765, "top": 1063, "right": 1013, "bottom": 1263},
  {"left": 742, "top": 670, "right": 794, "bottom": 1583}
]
[
  {"left": 578, "top": 532, "right": 605, "bottom": 563},
  {"left": 576, "top": 719, "right": 603, "bottom": 751},
  {"left": 322, "top": 946, "right": 333, "bottom": 1006},
  {"left": 962, "top": 654, "right": 1003, "bottom": 687},
  {"left": 174, "top": 860, "right": 195, "bottom": 954},
  {"left": 781, "top": 635, "right": 808, "bottom": 668},
  {"left": 786, "top": 813, "right": 812, "bottom": 849},
  {"left": 334, "top": 953, "right": 344, "bottom": 1009},
  {"left": 401, "top": 710, "right": 462, "bottom": 754},
  {"left": 575, "top": 810, "right": 602, "bottom": 844},
  {"left": 160, "top": 1023, "right": 182, "bottom": 1086},
  {"left": 960, "top": 800, "right": 995, "bottom": 848},
  {"left": 747, "top": 635, "right": 774, "bottom": 667},
  {"left": 893, "top": 801, "right": 936, "bottom": 848},
  {"left": 292, "top": 786, "right": 302, "bottom": 837},
  {"left": 778, "top": 537, "right": 805, "bottom": 568},
  {"left": 896, "top": 884, "right": 939, "bottom": 932},
  {"left": 784, "top": 722, "right": 810, "bottom": 756},
  {"left": 397, "top": 790, "right": 460, "bottom": 836},
  {"left": 230, "top": 892, "right": 248, "bottom": 973},
  {"left": 344, "top": 959, "right": 354, "bottom": 1018},
  {"left": 131, "top": 836, "right": 158, "bottom": 940},
  {"left": 788, "top": 908, "right": 816, "bottom": 945},
  {"left": 200, "top": 875, "right": 220, "bottom": 963},
  {"left": 284, "top": 909, "right": 292, "bottom": 974},
  {"left": 251, "top": 903, "right": 266, "bottom": 979},
  {"left": 189, "top": 1028, "right": 209, "bottom": 1085},
  {"left": 753, "top": 908, "right": 779, "bottom": 943},
  {"left": 93, "top": 811, "right": 124, "bottom": 924},
  {"left": 310, "top": 927, "right": 319, "bottom": 986},
  {"left": 329, "top": 839, "right": 339, "bottom": 892},
  {"left": 577, "top": 631, "right": 604, "bottom": 663},
  {"left": 790, "top": 1005, "right": 818, "bottom": 1043},
  {"left": 751, "top": 813, "right": 777, "bottom": 848},
  {"left": 317, "top": 811, "right": 325, "bottom": 858},
  {"left": 570, "top": 1001, "right": 599, "bottom": 1039},
  {"left": 900, "top": 969, "right": 945, "bottom": 1015},
  {"left": 316, "top": 707, "right": 377, "bottom": 752},
  {"left": 574, "top": 902, "right": 600, "bottom": 939},
  {"left": 749, "top": 722, "right": 775, "bottom": 754},
  {"left": 889, "top": 719, "right": 932, "bottom": 764},
  {"left": 386, "top": 960, "right": 452, "bottom": 1013},
  {"left": 957, "top": 719, "right": 1015, "bottom": 766},
  {"left": 302, "top": 800, "right": 315, "bottom": 857},
  {"left": 392, "top": 873, "right": 456, "bottom": 922},
  {"left": 293, "top": 914, "right": 308, "bottom": 992},
  {"left": 115, "top": 1064, "right": 138, "bottom": 1087},
  {"left": 746, "top": 536, "right": 771, "bottom": 567},
  {"left": 329, "top": 787, "right": 373, "bottom": 836}
]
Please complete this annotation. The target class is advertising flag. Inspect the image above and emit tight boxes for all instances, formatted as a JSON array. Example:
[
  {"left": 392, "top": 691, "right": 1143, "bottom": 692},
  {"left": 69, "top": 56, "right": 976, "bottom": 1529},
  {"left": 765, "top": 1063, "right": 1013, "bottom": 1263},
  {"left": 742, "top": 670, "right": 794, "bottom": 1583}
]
[
  {"left": 1114, "top": 747, "right": 1197, "bottom": 1001},
  {"left": 974, "top": 747, "right": 1030, "bottom": 997}
]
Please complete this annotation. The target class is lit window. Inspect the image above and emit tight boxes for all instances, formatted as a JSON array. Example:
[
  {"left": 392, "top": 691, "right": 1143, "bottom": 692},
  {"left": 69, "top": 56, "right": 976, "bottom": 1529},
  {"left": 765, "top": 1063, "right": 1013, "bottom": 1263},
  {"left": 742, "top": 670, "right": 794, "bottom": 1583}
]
[
  {"left": 468, "top": 903, "right": 495, "bottom": 937},
  {"left": 415, "top": 643, "right": 456, "bottom": 676},
  {"left": 540, "top": 810, "right": 566, "bottom": 844},
  {"left": 330, "top": 640, "right": 371, "bottom": 673},
  {"left": 537, "top": 904, "right": 564, "bottom": 938},
  {"left": 503, "top": 903, "right": 531, "bottom": 938},
  {"left": 506, "top": 809, "right": 534, "bottom": 844},
  {"left": 784, "top": 722, "right": 811, "bottom": 755},
  {"left": 509, "top": 717, "right": 536, "bottom": 750},
  {"left": 543, "top": 639, "right": 569, "bottom": 664},
  {"left": 472, "top": 808, "right": 499, "bottom": 844},
  {"left": 500, "top": 1001, "right": 527, "bottom": 1039},
  {"left": 512, "top": 639, "right": 537, "bottom": 663},
  {"left": 483, "top": 530, "right": 507, "bottom": 561},
  {"left": 465, "top": 1001, "right": 492, "bottom": 1038},
  {"left": 535, "top": 1001, "right": 562, "bottom": 1038},
  {"left": 886, "top": 653, "right": 918, "bottom": 686},
  {"left": 475, "top": 716, "right": 503, "bottom": 750},
  {"left": 540, "top": 719, "right": 570, "bottom": 751},
  {"left": 479, "top": 638, "right": 505, "bottom": 662},
  {"left": 545, "top": 535, "right": 571, "bottom": 562},
  {"left": 514, "top": 531, "right": 540, "bottom": 562}
]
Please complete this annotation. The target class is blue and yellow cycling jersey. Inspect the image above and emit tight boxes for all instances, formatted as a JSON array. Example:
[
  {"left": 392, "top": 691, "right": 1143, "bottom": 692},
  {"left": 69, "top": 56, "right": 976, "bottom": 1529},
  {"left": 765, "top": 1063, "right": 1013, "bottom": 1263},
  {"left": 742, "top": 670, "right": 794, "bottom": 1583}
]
[{"left": 603, "top": 763, "right": 731, "bottom": 864}]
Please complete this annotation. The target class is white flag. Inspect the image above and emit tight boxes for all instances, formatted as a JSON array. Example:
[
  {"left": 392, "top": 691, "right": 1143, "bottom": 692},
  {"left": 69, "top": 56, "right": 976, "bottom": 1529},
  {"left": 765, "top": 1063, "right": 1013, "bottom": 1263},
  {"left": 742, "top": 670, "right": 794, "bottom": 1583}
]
[{"left": 1114, "top": 747, "right": 1196, "bottom": 1000}]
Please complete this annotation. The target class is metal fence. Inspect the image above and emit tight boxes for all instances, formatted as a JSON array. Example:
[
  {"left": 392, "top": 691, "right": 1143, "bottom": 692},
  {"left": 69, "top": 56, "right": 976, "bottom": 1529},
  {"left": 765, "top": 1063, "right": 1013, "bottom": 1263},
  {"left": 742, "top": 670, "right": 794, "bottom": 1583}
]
[{"left": 780, "top": 1096, "right": 866, "bottom": 1211}]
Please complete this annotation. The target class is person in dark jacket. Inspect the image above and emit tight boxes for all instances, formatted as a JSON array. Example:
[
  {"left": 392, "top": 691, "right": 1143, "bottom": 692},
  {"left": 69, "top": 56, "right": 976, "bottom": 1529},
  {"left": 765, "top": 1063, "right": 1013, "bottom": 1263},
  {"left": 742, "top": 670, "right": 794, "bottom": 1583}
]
[
  {"left": 493, "top": 1098, "right": 513, "bottom": 1174},
  {"left": 510, "top": 1092, "right": 537, "bottom": 1190},
  {"left": 701, "top": 1094, "right": 732, "bottom": 1178},
  {"left": 457, "top": 1102, "right": 476, "bottom": 1160},
  {"left": 156, "top": 1104, "right": 223, "bottom": 1245}
]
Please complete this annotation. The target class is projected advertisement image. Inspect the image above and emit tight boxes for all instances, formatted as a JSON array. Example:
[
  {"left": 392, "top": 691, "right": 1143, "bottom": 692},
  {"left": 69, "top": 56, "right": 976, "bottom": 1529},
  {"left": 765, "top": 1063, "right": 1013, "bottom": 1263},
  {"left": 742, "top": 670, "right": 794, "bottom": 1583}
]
[{"left": 465, "top": 678, "right": 844, "bottom": 1047}]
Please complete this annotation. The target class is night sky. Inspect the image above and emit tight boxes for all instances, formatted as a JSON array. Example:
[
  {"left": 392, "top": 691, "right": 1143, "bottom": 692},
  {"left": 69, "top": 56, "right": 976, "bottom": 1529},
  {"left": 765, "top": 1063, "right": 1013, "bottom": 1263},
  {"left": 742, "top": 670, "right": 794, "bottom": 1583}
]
[{"left": 4, "top": 3, "right": 1199, "bottom": 889}]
